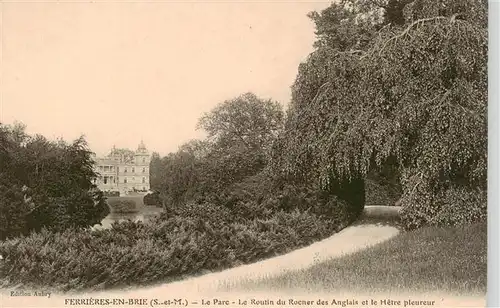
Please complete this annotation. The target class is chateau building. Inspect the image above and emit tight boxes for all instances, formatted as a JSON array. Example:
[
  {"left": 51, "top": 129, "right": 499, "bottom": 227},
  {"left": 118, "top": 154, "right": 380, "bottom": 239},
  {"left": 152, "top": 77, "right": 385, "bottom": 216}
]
[{"left": 93, "top": 141, "right": 151, "bottom": 196}]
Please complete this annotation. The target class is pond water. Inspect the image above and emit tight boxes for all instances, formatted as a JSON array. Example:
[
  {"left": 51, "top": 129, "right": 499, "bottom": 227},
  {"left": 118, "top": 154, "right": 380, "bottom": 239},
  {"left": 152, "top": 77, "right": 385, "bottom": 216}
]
[{"left": 92, "top": 205, "right": 164, "bottom": 230}]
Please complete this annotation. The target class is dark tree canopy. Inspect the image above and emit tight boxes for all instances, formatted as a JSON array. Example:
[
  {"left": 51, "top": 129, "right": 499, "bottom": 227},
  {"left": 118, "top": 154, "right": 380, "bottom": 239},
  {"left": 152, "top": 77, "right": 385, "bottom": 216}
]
[
  {"left": 0, "top": 122, "right": 109, "bottom": 239},
  {"left": 197, "top": 92, "right": 284, "bottom": 156},
  {"left": 272, "top": 0, "right": 487, "bottom": 229}
]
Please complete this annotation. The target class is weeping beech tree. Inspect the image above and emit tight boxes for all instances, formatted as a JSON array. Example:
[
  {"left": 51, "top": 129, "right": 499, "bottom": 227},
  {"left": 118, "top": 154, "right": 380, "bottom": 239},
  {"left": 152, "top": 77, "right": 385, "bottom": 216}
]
[{"left": 272, "top": 0, "right": 487, "bottom": 230}]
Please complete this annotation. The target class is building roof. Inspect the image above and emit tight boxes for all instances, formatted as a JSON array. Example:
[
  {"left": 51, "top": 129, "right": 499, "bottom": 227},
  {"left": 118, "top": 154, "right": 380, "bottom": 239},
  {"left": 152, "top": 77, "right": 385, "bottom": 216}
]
[
  {"left": 94, "top": 142, "right": 150, "bottom": 165},
  {"left": 96, "top": 158, "right": 116, "bottom": 165},
  {"left": 136, "top": 140, "right": 148, "bottom": 154}
]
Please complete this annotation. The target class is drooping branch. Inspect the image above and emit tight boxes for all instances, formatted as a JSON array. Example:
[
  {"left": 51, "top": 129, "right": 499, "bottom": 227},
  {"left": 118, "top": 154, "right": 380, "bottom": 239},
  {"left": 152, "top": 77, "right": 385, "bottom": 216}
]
[
  {"left": 376, "top": 14, "right": 462, "bottom": 56},
  {"left": 311, "top": 82, "right": 332, "bottom": 106},
  {"left": 357, "top": 14, "right": 463, "bottom": 60}
]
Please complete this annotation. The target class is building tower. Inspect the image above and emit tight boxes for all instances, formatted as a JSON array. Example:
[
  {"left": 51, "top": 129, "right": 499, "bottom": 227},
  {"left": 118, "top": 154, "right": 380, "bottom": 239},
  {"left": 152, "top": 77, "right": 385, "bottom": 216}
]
[{"left": 134, "top": 140, "right": 151, "bottom": 192}]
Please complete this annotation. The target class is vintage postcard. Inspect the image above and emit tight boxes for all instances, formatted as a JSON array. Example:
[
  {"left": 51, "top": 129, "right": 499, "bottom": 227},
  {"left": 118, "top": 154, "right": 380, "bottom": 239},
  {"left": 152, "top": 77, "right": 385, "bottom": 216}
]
[{"left": 0, "top": 0, "right": 491, "bottom": 307}]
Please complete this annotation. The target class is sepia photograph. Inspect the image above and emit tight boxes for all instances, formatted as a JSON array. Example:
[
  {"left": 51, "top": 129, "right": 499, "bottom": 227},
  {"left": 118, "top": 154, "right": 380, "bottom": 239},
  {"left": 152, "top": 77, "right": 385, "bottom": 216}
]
[{"left": 0, "top": 0, "right": 491, "bottom": 307}]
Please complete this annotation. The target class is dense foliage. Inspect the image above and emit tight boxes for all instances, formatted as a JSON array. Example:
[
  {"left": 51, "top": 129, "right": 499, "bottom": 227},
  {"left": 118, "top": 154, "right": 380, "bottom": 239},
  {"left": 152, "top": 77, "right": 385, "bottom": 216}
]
[
  {"left": 4, "top": 90, "right": 364, "bottom": 292},
  {"left": 150, "top": 91, "right": 366, "bottom": 221},
  {"left": 365, "top": 160, "right": 402, "bottom": 205},
  {"left": 143, "top": 191, "right": 162, "bottom": 206},
  {"left": 0, "top": 123, "right": 109, "bottom": 240},
  {"left": 152, "top": 93, "right": 287, "bottom": 207},
  {"left": 0, "top": 199, "right": 344, "bottom": 292},
  {"left": 274, "top": 0, "right": 487, "bottom": 229},
  {"left": 197, "top": 92, "right": 284, "bottom": 160}
]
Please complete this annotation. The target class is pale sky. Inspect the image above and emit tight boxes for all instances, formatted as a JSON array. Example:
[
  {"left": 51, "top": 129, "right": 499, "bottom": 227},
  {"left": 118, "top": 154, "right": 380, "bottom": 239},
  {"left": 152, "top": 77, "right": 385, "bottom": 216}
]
[{"left": 1, "top": 1, "right": 332, "bottom": 157}]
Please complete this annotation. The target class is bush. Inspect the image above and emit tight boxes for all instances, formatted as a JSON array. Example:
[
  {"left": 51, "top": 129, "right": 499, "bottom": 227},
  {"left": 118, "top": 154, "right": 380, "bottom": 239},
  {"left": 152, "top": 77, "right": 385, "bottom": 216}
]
[
  {"left": 108, "top": 200, "right": 137, "bottom": 214},
  {"left": 431, "top": 188, "right": 487, "bottom": 227},
  {"left": 162, "top": 201, "right": 234, "bottom": 228},
  {"left": 400, "top": 183, "right": 487, "bottom": 230},
  {"left": 0, "top": 201, "right": 341, "bottom": 292},
  {"left": 143, "top": 191, "right": 161, "bottom": 206}
]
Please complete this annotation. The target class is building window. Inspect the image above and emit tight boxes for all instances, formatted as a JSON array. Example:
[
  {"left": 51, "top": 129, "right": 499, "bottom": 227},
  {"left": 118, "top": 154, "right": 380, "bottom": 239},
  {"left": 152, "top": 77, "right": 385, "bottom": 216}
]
[
  {"left": 103, "top": 176, "right": 108, "bottom": 184},
  {"left": 142, "top": 177, "right": 145, "bottom": 183},
  {"left": 132, "top": 167, "right": 135, "bottom": 173},
  {"left": 124, "top": 167, "right": 127, "bottom": 173},
  {"left": 142, "top": 167, "right": 146, "bottom": 173},
  {"left": 117, "top": 167, "right": 119, "bottom": 172},
  {"left": 124, "top": 178, "right": 127, "bottom": 184}
]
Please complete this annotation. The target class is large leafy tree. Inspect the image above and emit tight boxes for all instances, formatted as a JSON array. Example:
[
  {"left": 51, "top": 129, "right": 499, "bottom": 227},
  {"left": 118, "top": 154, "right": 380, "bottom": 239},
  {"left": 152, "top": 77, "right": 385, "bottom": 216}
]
[
  {"left": 197, "top": 92, "right": 284, "bottom": 158},
  {"left": 274, "top": 0, "right": 487, "bottom": 229},
  {"left": 196, "top": 93, "right": 284, "bottom": 198},
  {"left": 155, "top": 93, "right": 284, "bottom": 207},
  {"left": 0, "top": 122, "right": 109, "bottom": 239}
]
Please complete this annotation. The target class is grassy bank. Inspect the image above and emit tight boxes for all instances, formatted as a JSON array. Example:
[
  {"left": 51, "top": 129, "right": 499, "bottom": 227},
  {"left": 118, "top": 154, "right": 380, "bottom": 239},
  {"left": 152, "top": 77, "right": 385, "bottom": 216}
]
[
  {"left": 232, "top": 222, "right": 486, "bottom": 295},
  {"left": 107, "top": 196, "right": 144, "bottom": 208}
]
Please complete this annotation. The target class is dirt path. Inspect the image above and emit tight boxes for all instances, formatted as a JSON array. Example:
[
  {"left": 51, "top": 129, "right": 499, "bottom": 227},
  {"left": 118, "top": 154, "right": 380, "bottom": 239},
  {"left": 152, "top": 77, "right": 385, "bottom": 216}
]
[
  {"left": 131, "top": 224, "right": 400, "bottom": 297},
  {"left": 112, "top": 206, "right": 484, "bottom": 307}
]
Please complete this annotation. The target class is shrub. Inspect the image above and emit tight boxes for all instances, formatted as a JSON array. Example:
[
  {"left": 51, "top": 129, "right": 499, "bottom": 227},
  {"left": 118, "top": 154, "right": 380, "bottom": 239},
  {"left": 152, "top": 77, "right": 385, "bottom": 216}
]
[
  {"left": 0, "top": 201, "right": 341, "bottom": 292},
  {"left": 229, "top": 200, "right": 275, "bottom": 222},
  {"left": 400, "top": 183, "right": 487, "bottom": 230},
  {"left": 143, "top": 191, "right": 161, "bottom": 206},
  {"left": 108, "top": 200, "right": 137, "bottom": 214},
  {"left": 162, "top": 201, "right": 234, "bottom": 228}
]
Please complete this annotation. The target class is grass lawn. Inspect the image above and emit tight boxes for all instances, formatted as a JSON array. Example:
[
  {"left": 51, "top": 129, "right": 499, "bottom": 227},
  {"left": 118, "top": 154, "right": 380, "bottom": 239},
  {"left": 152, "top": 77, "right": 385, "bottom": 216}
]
[
  {"left": 233, "top": 222, "right": 487, "bottom": 296},
  {"left": 107, "top": 195, "right": 145, "bottom": 206}
]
